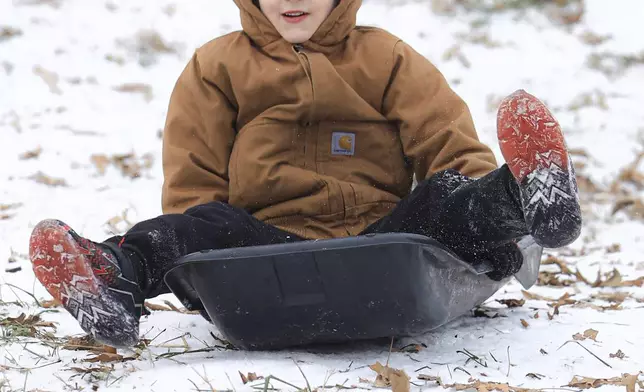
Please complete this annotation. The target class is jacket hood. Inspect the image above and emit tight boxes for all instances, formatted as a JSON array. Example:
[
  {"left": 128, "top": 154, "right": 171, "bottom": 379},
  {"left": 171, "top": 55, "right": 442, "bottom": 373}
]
[{"left": 233, "top": 0, "right": 362, "bottom": 47}]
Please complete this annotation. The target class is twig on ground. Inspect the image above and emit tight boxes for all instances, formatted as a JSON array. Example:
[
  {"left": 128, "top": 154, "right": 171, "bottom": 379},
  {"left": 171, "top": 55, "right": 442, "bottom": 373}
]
[
  {"left": 557, "top": 340, "right": 612, "bottom": 368},
  {"left": 145, "top": 328, "right": 166, "bottom": 346},
  {"left": 225, "top": 372, "right": 236, "bottom": 392},
  {"left": 293, "top": 358, "right": 312, "bottom": 392},
  {"left": 1, "top": 283, "right": 27, "bottom": 307},
  {"left": 209, "top": 331, "right": 237, "bottom": 350},
  {"left": 506, "top": 346, "right": 511, "bottom": 377},
  {"left": 156, "top": 332, "right": 191, "bottom": 348},
  {"left": 454, "top": 367, "right": 471, "bottom": 376},
  {"left": 338, "top": 361, "right": 355, "bottom": 373},
  {"left": 107, "top": 374, "right": 126, "bottom": 388},
  {"left": 4, "top": 283, "right": 41, "bottom": 307},
  {"left": 386, "top": 336, "right": 394, "bottom": 366},
  {"left": 156, "top": 347, "right": 226, "bottom": 360},
  {"left": 192, "top": 365, "right": 217, "bottom": 392},
  {"left": 23, "top": 345, "right": 50, "bottom": 362},
  {"left": 457, "top": 349, "right": 488, "bottom": 367},
  {"left": 256, "top": 375, "right": 302, "bottom": 392},
  {"left": 22, "top": 370, "right": 28, "bottom": 392}
]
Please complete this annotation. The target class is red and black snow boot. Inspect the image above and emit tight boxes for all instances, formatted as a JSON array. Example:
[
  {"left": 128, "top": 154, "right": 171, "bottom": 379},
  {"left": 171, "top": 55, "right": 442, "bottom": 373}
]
[
  {"left": 29, "top": 219, "right": 144, "bottom": 347},
  {"left": 497, "top": 89, "right": 582, "bottom": 248}
]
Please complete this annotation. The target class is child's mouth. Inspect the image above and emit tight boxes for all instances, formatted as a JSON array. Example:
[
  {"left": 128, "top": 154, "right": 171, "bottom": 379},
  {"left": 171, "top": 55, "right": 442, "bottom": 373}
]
[{"left": 282, "top": 11, "right": 309, "bottom": 23}]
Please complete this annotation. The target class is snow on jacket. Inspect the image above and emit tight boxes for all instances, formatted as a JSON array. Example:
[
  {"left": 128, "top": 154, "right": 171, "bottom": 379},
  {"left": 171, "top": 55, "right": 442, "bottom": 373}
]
[{"left": 160, "top": 0, "right": 498, "bottom": 239}]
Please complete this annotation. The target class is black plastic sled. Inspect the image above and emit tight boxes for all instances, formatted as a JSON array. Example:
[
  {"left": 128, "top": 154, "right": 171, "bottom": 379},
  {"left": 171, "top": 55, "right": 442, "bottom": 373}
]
[{"left": 164, "top": 233, "right": 541, "bottom": 350}]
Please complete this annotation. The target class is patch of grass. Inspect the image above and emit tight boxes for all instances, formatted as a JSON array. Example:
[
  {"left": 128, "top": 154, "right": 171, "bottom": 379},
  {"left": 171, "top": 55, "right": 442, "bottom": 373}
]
[{"left": 587, "top": 51, "right": 644, "bottom": 79}]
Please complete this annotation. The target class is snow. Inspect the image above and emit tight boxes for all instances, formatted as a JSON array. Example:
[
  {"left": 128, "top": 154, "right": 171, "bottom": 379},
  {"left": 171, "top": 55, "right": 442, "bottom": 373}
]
[{"left": 1, "top": 0, "right": 644, "bottom": 391}]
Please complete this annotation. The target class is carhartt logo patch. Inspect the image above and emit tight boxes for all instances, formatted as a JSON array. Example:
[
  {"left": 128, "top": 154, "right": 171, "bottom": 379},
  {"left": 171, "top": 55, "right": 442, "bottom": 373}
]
[{"left": 331, "top": 132, "right": 355, "bottom": 156}]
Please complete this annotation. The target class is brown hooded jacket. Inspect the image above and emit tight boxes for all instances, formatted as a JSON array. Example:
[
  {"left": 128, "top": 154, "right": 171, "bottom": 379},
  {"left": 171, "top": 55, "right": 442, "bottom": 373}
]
[{"left": 161, "top": 0, "right": 498, "bottom": 239}]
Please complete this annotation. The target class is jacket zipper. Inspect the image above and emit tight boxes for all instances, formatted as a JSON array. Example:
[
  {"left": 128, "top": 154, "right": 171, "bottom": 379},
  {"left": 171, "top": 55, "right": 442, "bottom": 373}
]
[
  {"left": 293, "top": 45, "right": 348, "bottom": 234},
  {"left": 292, "top": 44, "right": 315, "bottom": 169}
]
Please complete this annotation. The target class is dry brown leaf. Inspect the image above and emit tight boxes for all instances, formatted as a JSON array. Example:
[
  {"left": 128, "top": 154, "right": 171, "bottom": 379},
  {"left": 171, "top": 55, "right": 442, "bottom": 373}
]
[
  {"left": 0, "top": 313, "right": 57, "bottom": 337},
  {"left": 2, "top": 314, "right": 51, "bottom": 327},
  {"left": 163, "top": 300, "right": 181, "bottom": 312},
  {"left": 63, "top": 335, "right": 116, "bottom": 353},
  {"left": 584, "top": 329, "right": 599, "bottom": 341},
  {"left": 19, "top": 146, "right": 42, "bottom": 160},
  {"left": 579, "top": 31, "right": 612, "bottom": 46},
  {"left": 520, "top": 319, "right": 529, "bottom": 328},
  {"left": 590, "top": 292, "right": 629, "bottom": 303},
  {"left": 576, "top": 174, "right": 600, "bottom": 194},
  {"left": 573, "top": 302, "right": 623, "bottom": 312},
  {"left": 521, "top": 290, "right": 554, "bottom": 301},
  {"left": 104, "top": 210, "right": 134, "bottom": 233},
  {"left": 538, "top": 271, "right": 575, "bottom": 287},
  {"left": 84, "top": 353, "right": 124, "bottom": 363},
  {"left": 40, "top": 299, "right": 61, "bottom": 308},
  {"left": 90, "top": 154, "right": 111, "bottom": 175},
  {"left": 612, "top": 197, "right": 644, "bottom": 218},
  {"left": 610, "top": 350, "right": 626, "bottom": 359},
  {"left": 569, "top": 148, "right": 591, "bottom": 158},
  {"left": 552, "top": 2, "right": 584, "bottom": 25},
  {"left": 573, "top": 329, "right": 599, "bottom": 342},
  {"left": 542, "top": 255, "right": 575, "bottom": 275},
  {"left": 496, "top": 299, "right": 525, "bottom": 308},
  {"left": 443, "top": 44, "right": 471, "bottom": 68},
  {"left": 549, "top": 292, "right": 578, "bottom": 308},
  {"left": 0, "top": 203, "right": 21, "bottom": 212},
  {"left": 606, "top": 243, "right": 622, "bottom": 253},
  {"left": 239, "top": 371, "right": 248, "bottom": 384},
  {"left": 614, "top": 152, "right": 644, "bottom": 189},
  {"left": 591, "top": 269, "right": 644, "bottom": 288},
  {"left": 547, "top": 305, "right": 560, "bottom": 320},
  {"left": 103, "top": 345, "right": 117, "bottom": 354},
  {"left": 0, "top": 26, "right": 23, "bottom": 42},
  {"left": 443, "top": 380, "right": 530, "bottom": 392},
  {"left": 113, "top": 83, "right": 154, "bottom": 102},
  {"left": 69, "top": 365, "right": 113, "bottom": 375},
  {"left": 2, "top": 61, "right": 13, "bottom": 75},
  {"left": 0, "top": 214, "right": 11, "bottom": 220},
  {"left": 33, "top": 65, "right": 62, "bottom": 94},
  {"left": 417, "top": 374, "right": 442, "bottom": 384},
  {"left": 29, "top": 171, "right": 67, "bottom": 187},
  {"left": 92, "top": 152, "right": 154, "bottom": 179},
  {"left": 239, "top": 371, "right": 263, "bottom": 384},
  {"left": 369, "top": 362, "right": 410, "bottom": 392},
  {"left": 567, "top": 373, "right": 640, "bottom": 392},
  {"left": 135, "top": 30, "right": 177, "bottom": 54},
  {"left": 538, "top": 256, "right": 580, "bottom": 286},
  {"left": 85, "top": 352, "right": 137, "bottom": 363},
  {"left": 144, "top": 301, "right": 172, "bottom": 312}
]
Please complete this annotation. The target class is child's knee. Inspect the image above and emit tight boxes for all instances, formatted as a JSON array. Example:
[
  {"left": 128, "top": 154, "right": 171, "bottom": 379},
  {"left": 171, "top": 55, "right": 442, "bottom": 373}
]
[{"left": 183, "top": 201, "right": 230, "bottom": 216}]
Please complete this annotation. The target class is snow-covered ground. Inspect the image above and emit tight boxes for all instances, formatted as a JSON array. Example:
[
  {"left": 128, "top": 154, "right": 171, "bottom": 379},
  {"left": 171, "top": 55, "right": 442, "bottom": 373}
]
[{"left": 1, "top": 0, "right": 643, "bottom": 391}]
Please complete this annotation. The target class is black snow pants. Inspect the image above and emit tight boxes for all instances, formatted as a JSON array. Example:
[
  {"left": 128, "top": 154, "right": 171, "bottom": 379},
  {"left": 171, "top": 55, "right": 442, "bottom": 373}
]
[{"left": 105, "top": 164, "right": 530, "bottom": 299}]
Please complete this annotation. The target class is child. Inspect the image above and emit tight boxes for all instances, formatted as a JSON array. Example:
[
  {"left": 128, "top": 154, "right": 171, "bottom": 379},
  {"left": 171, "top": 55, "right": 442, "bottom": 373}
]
[{"left": 28, "top": 0, "right": 581, "bottom": 348}]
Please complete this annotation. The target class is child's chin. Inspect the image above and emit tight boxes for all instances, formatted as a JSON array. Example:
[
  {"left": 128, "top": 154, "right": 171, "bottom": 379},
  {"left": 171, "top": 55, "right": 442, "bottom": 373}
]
[{"left": 282, "top": 32, "right": 314, "bottom": 44}]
